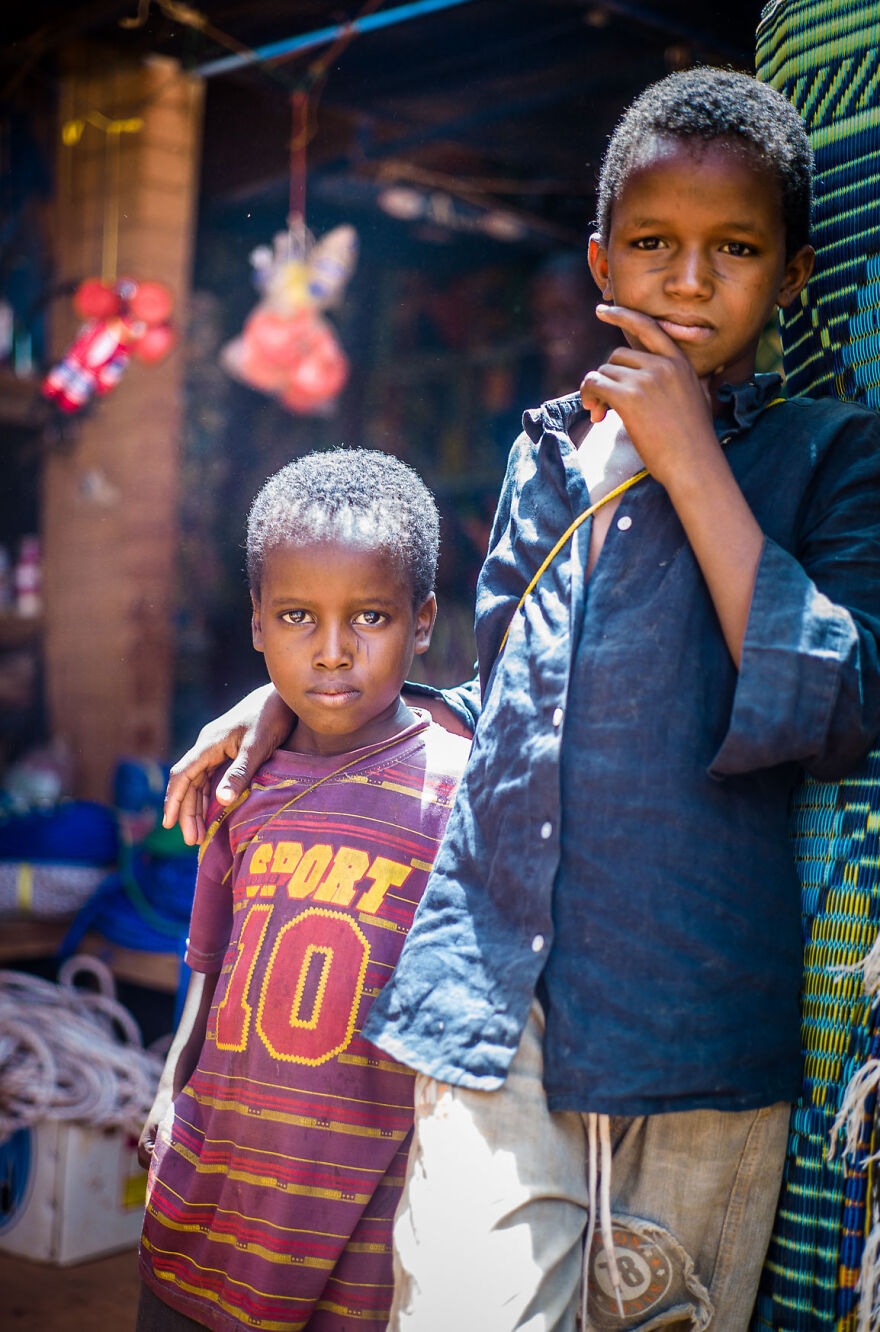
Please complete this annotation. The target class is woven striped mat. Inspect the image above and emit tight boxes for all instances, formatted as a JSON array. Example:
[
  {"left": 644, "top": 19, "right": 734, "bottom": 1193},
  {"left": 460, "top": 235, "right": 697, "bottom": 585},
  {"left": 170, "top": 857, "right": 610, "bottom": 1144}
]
[{"left": 754, "top": 4, "right": 880, "bottom": 1328}]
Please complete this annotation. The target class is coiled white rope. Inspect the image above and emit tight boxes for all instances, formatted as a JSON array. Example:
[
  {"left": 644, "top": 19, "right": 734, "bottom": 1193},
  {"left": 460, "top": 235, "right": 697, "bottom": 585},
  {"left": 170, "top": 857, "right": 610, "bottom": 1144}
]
[{"left": 0, "top": 957, "right": 164, "bottom": 1142}]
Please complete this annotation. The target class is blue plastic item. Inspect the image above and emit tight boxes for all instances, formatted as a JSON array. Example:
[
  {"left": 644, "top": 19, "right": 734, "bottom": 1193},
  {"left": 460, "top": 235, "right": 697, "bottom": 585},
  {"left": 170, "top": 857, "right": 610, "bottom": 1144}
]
[{"left": 0, "top": 800, "right": 118, "bottom": 865}]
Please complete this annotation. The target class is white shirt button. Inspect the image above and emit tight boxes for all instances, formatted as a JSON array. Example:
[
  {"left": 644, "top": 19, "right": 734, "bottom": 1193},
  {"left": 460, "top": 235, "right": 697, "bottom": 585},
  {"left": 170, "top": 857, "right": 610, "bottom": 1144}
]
[
  {"left": 617, "top": 514, "right": 632, "bottom": 531},
  {"left": 531, "top": 934, "right": 545, "bottom": 953},
  {"left": 540, "top": 821, "right": 552, "bottom": 840},
  {"left": 552, "top": 707, "right": 564, "bottom": 728}
]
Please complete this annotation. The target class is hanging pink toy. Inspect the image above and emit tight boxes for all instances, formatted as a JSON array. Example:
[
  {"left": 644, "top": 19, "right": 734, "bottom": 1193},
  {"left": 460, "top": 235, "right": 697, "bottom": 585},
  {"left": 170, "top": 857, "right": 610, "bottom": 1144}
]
[{"left": 221, "top": 221, "right": 358, "bottom": 415}]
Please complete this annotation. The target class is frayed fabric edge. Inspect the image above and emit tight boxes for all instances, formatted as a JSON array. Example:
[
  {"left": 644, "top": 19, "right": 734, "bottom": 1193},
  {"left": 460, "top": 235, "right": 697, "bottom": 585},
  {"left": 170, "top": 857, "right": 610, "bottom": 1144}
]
[{"left": 829, "top": 933, "right": 880, "bottom": 1332}]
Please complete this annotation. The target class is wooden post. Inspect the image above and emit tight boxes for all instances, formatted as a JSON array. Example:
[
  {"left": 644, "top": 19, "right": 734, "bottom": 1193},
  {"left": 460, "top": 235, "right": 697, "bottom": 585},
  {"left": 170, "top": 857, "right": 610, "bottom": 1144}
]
[{"left": 43, "top": 54, "right": 204, "bottom": 800}]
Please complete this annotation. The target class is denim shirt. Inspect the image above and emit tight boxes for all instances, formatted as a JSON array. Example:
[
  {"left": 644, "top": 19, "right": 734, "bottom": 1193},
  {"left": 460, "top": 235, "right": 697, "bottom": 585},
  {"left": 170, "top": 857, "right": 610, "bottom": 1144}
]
[{"left": 365, "top": 377, "right": 880, "bottom": 1116}]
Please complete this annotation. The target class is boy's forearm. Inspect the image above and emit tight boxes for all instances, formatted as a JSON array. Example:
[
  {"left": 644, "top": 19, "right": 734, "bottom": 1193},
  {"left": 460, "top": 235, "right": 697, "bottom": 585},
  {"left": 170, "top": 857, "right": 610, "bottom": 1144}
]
[
  {"left": 664, "top": 441, "right": 764, "bottom": 669},
  {"left": 158, "top": 970, "right": 219, "bottom": 1097},
  {"left": 139, "top": 970, "right": 218, "bottom": 1168}
]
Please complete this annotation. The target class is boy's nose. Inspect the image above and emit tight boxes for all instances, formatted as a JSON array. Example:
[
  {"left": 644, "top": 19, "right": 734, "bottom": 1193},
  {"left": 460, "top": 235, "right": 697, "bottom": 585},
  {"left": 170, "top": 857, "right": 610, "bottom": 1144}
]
[
  {"left": 666, "top": 248, "right": 712, "bottom": 297},
  {"left": 314, "top": 623, "right": 354, "bottom": 669}
]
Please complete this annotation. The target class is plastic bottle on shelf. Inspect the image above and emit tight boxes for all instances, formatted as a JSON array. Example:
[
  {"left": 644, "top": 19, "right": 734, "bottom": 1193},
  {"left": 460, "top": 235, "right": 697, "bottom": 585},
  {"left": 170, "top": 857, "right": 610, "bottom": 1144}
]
[{"left": 14, "top": 535, "right": 42, "bottom": 617}]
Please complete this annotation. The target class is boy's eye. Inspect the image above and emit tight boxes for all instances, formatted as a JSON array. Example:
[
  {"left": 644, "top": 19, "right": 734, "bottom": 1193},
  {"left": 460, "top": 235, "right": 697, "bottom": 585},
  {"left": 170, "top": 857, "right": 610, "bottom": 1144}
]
[
  {"left": 720, "top": 241, "right": 755, "bottom": 257},
  {"left": 353, "top": 610, "right": 387, "bottom": 626},
  {"left": 280, "top": 609, "right": 311, "bottom": 625},
  {"left": 632, "top": 236, "right": 665, "bottom": 250}
]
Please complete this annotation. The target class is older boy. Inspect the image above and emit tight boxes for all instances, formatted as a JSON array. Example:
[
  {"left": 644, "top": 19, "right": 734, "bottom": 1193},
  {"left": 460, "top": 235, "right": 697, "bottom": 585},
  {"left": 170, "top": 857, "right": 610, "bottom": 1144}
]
[
  {"left": 164, "top": 69, "right": 880, "bottom": 1331},
  {"left": 137, "top": 449, "right": 469, "bottom": 1332}
]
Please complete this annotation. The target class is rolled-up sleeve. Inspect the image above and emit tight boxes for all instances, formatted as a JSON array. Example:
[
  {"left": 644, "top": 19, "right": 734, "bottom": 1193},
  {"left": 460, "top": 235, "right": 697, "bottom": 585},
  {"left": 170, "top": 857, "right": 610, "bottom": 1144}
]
[
  {"left": 403, "top": 676, "right": 482, "bottom": 730},
  {"left": 711, "top": 416, "right": 880, "bottom": 780}
]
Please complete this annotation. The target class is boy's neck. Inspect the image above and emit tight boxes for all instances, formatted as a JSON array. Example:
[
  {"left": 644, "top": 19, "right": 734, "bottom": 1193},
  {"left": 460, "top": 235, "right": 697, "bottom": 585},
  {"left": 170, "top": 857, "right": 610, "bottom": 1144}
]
[
  {"left": 280, "top": 697, "right": 420, "bottom": 758},
  {"left": 704, "top": 363, "right": 758, "bottom": 416}
]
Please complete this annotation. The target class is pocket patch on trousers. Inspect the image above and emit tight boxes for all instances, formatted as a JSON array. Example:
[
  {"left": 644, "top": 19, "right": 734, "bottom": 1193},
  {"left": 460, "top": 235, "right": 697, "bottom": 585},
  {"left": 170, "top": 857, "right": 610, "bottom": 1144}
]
[{"left": 585, "top": 1216, "right": 712, "bottom": 1330}]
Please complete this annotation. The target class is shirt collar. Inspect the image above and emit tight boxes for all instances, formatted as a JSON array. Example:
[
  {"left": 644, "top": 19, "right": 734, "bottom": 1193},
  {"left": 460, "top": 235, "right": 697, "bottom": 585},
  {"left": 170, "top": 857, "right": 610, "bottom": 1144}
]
[
  {"left": 522, "top": 373, "right": 784, "bottom": 444},
  {"left": 714, "top": 373, "right": 784, "bottom": 433}
]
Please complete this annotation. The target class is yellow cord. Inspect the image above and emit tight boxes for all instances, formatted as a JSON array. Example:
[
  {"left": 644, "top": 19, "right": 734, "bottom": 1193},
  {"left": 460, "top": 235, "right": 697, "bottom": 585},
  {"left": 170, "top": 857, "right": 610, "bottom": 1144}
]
[
  {"left": 497, "top": 467, "right": 649, "bottom": 655},
  {"left": 496, "top": 396, "right": 786, "bottom": 659}
]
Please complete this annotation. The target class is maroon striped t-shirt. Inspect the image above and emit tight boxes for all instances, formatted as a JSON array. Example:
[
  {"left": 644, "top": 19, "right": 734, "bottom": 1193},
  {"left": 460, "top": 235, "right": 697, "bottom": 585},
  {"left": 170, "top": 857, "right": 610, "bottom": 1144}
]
[{"left": 139, "top": 715, "right": 469, "bottom": 1331}]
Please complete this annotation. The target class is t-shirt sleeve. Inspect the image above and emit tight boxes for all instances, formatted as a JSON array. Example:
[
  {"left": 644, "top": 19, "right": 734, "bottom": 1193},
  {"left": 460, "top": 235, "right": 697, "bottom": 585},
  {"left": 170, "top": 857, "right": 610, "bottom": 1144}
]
[
  {"left": 184, "top": 789, "right": 235, "bottom": 973},
  {"left": 710, "top": 413, "right": 880, "bottom": 780}
]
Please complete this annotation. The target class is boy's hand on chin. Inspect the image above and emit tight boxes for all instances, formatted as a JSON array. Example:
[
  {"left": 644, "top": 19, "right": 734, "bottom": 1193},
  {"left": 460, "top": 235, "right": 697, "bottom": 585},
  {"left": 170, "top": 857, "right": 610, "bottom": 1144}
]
[{"left": 579, "top": 304, "right": 719, "bottom": 491}]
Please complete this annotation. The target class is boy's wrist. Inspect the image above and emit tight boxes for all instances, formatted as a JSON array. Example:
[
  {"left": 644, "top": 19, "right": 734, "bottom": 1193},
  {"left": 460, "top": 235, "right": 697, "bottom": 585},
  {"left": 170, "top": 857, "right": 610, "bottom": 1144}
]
[{"left": 658, "top": 424, "right": 727, "bottom": 501}]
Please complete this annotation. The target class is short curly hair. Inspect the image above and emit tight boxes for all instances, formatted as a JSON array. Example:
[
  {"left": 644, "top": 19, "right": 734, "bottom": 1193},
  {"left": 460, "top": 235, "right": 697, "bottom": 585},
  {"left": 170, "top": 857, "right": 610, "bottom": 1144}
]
[
  {"left": 596, "top": 68, "right": 813, "bottom": 259},
  {"left": 246, "top": 447, "right": 439, "bottom": 606}
]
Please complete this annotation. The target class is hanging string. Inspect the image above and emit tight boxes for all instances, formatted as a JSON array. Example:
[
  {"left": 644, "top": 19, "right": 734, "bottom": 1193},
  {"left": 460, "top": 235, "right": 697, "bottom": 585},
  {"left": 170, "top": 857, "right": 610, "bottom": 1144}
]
[
  {"left": 60, "top": 109, "right": 144, "bottom": 286},
  {"left": 120, "top": 0, "right": 258, "bottom": 75},
  {"left": 285, "top": 0, "right": 385, "bottom": 236},
  {"left": 289, "top": 89, "right": 309, "bottom": 227},
  {"left": 103, "top": 129, "right": 121, "bottom": 282}
]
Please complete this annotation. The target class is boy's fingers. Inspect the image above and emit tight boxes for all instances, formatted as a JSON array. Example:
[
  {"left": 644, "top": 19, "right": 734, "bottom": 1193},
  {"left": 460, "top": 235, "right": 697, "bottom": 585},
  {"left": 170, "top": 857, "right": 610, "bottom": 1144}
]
[
  {"left": 582, "top": 366, "right": 633, "bottom": 401},
  {"left": 176, "top": 785, "right": 206, "bottom": 846},
  {"left": 163, "top": 761, "right": 203, "bottom": 831},
  {"left": 138, "top": 1127, "right": 156, "bottom": 1171},
  {"left": 604, "top": 347, "right": 658, "bottom": 371},
  {"left": 595, "top": 303, "right": 685, "bottom": 358},
  {"left": 215, "top": 699, "right": 295, "bottom": 804},
  {"left": 215, "top": 755, "right": 252, "bottom": 805},
  {"left": 579, "top": 376, "right": 608, "bottom": 422}
]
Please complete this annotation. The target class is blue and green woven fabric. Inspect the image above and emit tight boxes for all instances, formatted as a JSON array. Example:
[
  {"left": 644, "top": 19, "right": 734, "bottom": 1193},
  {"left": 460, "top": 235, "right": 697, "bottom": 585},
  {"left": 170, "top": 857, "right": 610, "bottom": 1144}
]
[{"left": 754, "top": 4, "right": 880, "bottom": 1329}]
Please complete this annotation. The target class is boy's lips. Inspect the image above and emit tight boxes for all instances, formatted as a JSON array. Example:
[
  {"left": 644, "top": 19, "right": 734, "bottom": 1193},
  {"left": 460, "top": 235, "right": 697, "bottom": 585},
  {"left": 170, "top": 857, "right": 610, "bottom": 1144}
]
[
  {"left": 307, "top": 686, "right": 360, "bottom": 706},
  {"left": 656, "top": 316, "right": 714, "bottom": 344}
]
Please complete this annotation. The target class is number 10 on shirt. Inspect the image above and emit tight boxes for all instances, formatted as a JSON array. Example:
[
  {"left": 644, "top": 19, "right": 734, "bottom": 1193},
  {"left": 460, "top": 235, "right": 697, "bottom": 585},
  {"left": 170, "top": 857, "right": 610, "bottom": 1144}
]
[{"left": 214, "top": 904, "right": 371, "bottom": 1065}]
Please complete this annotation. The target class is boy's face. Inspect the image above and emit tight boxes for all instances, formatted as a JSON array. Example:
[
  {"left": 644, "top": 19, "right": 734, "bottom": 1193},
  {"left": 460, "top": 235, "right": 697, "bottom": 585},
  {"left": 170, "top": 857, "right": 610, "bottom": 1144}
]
[
  {"left": 252, "top": 536, "right": 435, "bottom": 756},
  {"left": 588, "top": 136, "right": 814, "bottom": 390}
]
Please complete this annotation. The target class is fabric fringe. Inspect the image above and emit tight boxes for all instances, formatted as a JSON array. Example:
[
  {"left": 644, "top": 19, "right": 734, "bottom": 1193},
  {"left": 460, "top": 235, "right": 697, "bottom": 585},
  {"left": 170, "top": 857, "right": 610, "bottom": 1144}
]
[
  {"left": 831, "top": 1060, "right": 880, "bottom": 1163},
  {"left": 864, "top": 933, "right": 880, "bottom": 1000}
]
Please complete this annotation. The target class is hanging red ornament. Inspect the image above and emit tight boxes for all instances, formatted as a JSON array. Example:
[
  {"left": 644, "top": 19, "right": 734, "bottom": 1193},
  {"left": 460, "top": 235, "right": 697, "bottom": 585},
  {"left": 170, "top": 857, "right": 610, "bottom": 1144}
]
[
  {"left": 132, "top": 320, "right": 177, "bottom": 364},
  {"left": 42, "top": 276, "right": 176, "bottom": 413},
  {"left": 129, "top": 280, "right": 174, "bottom": 326},
  {"left": 73, "top": 278, "right": 121, "bottom": 320}
]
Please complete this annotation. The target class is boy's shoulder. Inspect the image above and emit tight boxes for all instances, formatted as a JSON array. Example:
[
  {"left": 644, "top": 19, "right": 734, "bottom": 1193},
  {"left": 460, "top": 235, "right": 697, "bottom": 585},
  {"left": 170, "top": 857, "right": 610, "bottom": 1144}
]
[
  {"left": 203, "top": 716, "right": 469, "bottom": 827},
  {"left": 768, "top": 392, "right": 880, "bottom": 469},
  {"left": 517, "top": 392, "right": 581, "bottom": 446},
  {"left": 778, "top": 392, "right": 878, "bottom": 423},
  {"left": 418, "top": 716, "right": 471, "bottom": 783},
  {"left": 198, "top": 719, "right": 469, "bottom": 872}
]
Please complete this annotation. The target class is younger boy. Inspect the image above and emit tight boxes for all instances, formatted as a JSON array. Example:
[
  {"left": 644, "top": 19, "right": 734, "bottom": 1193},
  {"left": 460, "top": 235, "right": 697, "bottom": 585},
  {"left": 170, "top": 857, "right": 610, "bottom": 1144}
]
[{"left": 137, "top": 449, "right": 470, "bottom": 1332}]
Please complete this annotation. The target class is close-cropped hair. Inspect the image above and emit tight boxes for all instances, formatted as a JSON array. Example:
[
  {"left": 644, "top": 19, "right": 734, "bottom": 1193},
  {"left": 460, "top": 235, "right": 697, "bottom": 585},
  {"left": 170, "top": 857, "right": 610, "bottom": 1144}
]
[
  {"left": 596, "top": 67, "right": 813, "bottom": 259},
  {"left": 246, "top": 447, "right": 440, "bottom": 606}
]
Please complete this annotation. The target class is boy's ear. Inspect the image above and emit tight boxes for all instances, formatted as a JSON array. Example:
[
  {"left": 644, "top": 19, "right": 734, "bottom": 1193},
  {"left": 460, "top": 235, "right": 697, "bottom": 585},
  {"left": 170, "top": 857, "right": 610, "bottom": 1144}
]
[
  {"left": 777, "top": 244, "right": 815, "bottom": 309},
  {"left": 251, "top": 592, "right": 265, "bottom": 652},
  {"left": 413, "top": 593, "right": 437, "bottom": 656},
  {"left": 587, "top": 233, "right": 613, "bottom": 301}
]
